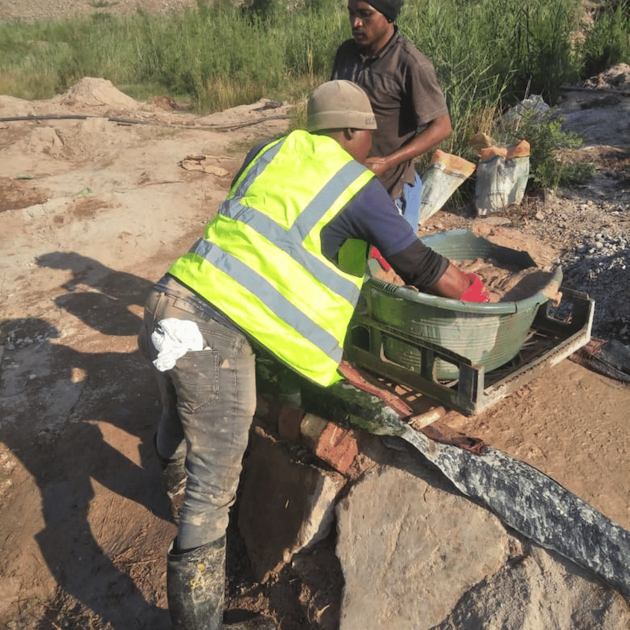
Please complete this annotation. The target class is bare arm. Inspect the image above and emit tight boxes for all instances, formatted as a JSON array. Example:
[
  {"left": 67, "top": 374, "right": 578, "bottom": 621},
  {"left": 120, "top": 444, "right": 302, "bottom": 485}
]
[
  {"left": 365, "top": 113, "right": 451, "bottom": 176},
  {"left": 365, "top": 113, "right": 452, "bottom": 178}
]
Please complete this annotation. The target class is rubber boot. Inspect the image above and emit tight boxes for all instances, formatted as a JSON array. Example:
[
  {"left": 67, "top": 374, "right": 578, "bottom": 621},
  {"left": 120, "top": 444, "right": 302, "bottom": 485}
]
[{"left": 167, "top": 537, "right": 226, "bottom": 630}]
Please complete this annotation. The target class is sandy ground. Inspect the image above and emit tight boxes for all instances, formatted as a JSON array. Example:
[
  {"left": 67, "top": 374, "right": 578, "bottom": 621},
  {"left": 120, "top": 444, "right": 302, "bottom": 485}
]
[
  {"left": 1, "top": 76, "right": 630, "bottom": 629},
  {"left": 0, "top": 0, "right": 199, "bottom": 21},
  {"left": 0, "top": 79, "right": 295, "bottom": 628}
]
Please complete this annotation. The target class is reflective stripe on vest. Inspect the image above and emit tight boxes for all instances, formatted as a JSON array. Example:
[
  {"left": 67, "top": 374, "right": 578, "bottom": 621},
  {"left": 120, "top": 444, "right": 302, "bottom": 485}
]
[
  {"left": 169, "top": 131, "right": 374, "bottom": 386},
  {"left": 217, "top": 159, "right": 367, "bottom": 299}
]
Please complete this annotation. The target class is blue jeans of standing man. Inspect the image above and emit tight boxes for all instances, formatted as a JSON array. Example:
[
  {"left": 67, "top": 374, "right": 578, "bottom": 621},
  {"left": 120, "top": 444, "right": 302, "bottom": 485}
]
[
  {"left": 394, "top": 171, "right": 423, "bottom": 233},
  {"left": 138, "top": 275, "right": 256, "bottom": 551}
]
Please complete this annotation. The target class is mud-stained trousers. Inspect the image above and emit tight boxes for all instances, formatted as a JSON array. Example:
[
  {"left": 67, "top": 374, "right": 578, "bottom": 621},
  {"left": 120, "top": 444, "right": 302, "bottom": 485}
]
[{"left": 138, "top": 275, "right": 256, "bottom": 552}]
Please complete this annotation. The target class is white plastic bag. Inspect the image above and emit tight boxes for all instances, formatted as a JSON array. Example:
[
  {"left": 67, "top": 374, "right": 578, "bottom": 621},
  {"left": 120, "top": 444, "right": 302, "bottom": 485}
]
[{"left": 500, "top": 94, "right": 550, "bottom": 127}]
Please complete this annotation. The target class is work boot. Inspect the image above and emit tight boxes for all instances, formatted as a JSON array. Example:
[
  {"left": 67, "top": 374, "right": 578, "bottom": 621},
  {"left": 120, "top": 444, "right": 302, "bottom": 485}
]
[
  {"left": 154, "top": 433, "right": 186, "bottom": 520},
  {"left": 167, "top": 537, "right": 226, "bottom": 630}
]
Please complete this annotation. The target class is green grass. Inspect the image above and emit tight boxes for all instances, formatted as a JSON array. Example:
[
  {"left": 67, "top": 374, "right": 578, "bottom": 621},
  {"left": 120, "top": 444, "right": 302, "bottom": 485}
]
[
  {"left": 578, "top": 0, "right": 630, "bottom": 79},
  {"left": 1, "top": 0, "right": 628, "bottom": 191}
]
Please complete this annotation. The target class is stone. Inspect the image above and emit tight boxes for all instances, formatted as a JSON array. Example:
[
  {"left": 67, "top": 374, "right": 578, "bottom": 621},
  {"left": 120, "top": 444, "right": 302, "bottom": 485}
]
[
  {"left": 238, "top": 428, "right": 347, "bottom": 582},
  {"left": 433, "top": 546, "right": 630, "bottom": 629},
  {"left": 336, "top": 461, "right": 509, "bottom": 630}
]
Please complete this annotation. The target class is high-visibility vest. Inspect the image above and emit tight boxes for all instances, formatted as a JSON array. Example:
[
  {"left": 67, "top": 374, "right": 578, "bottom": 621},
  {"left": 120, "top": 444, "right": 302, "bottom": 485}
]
[{"left": 168, "top": 130, "right": 375, "bottom": 386}]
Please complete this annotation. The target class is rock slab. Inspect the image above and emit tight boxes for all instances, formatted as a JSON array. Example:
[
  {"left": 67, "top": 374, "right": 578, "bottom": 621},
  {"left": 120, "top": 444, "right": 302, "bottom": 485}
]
[{"left": 335, "top": 463, "right": 509, "bottom": 630}]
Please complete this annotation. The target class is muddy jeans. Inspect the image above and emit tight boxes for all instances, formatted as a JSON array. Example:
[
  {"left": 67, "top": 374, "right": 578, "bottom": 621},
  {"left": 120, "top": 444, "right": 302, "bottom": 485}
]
[{"left": 138, "top": 276, "right": 256, "bottom": 551}]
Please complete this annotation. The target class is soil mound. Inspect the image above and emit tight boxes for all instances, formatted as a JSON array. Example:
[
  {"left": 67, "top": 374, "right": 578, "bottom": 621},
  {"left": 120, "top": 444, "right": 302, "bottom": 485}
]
[
  {"left": 583, "top": 63, "right": 630, "bottom": 91},
  {"left": 52, "top": 77, "right": 140, "bottom": 111}
]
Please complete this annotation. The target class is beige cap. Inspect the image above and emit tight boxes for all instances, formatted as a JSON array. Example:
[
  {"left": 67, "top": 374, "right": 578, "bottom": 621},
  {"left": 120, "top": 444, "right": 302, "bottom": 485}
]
[{"left": 307, "top": 80, "right": 377, "bottom": 132}]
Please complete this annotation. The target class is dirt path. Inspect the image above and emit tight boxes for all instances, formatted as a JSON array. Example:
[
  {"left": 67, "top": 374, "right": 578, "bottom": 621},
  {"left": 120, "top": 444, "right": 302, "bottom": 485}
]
[
  {"left": 0, "top": 0, "right": 199, "bottom": 22},
  {"left": 0, "top": 75, "right": 629, "bottom": 628},
  {"left": 0, "top": 79, "right": 293, "bottom": 628}
]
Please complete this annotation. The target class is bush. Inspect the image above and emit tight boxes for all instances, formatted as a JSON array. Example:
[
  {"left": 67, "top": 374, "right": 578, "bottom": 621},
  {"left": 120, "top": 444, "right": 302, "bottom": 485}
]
[{"left": 505, "top": 108, "right": 595, "bottom": 190}]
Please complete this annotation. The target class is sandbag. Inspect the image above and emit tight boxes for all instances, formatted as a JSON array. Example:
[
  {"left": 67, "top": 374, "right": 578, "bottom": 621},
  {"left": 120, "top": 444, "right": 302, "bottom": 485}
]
[
  {"left": 419, "top": 150, "right": 476, "bottom": 225},
  {"left": 475, "top": 140, "right": 530, "bottom": 216}
]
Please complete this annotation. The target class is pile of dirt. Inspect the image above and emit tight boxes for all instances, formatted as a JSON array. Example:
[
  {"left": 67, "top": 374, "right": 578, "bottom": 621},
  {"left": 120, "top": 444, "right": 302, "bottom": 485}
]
[
  {"left": 53, "top": 77, "right": 140, "bottom": 111},
  {"left": 457, "top": 263, "right": 558, "bottom": 303},
  {"left": 583, "top": 62, "right": 630, "bottom": 91},
  {"left": 373, "top": 258, "right": 558, "bottom": 303},
  {"left": 0, "top": 0, "right": 198, "bottom": 22}
]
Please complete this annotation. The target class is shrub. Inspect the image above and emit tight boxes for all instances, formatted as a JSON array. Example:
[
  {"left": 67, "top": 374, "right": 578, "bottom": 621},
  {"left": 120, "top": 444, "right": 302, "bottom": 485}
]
[{"left": 504, "top": 108, "right": 595, "bottom": 190}]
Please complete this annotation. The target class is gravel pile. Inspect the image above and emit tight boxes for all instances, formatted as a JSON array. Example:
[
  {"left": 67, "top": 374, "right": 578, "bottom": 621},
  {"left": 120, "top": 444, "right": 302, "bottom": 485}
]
[
  {"left": 562, "top": 228, "right": 630, "bottom": 342},
  {"left": 428, "top": 173, "right": 630, "bottom": 346}
]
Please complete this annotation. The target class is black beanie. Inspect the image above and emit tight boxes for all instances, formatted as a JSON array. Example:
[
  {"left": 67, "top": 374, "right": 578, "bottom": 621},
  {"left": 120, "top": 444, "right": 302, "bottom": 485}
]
[{"left": 366, "top": 0, "right": 403, "bottom": 21}]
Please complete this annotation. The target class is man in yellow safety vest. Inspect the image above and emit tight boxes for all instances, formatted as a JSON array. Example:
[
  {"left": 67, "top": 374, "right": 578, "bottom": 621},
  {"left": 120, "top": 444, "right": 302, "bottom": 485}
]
[{"left": 138, "top": 79, "right": 488, "bottom": 630}]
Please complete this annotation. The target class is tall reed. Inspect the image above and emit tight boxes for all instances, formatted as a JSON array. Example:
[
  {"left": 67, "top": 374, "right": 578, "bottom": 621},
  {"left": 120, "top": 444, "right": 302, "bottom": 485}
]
[{"left": 1, "top": 0, "right": 628, "bottom": 187}]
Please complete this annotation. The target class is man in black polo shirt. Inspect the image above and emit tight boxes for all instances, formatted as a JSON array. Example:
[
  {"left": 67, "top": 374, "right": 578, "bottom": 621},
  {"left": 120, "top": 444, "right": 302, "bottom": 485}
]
[{"left": 331, "top": 0, "right": 451, "bottom": 231}]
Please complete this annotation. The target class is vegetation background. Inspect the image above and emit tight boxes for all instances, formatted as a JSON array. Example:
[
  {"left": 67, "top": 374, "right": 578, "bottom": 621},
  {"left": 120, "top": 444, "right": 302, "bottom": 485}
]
[{"left": 1, "top": 0, "right": 629, "bottom": 188}]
